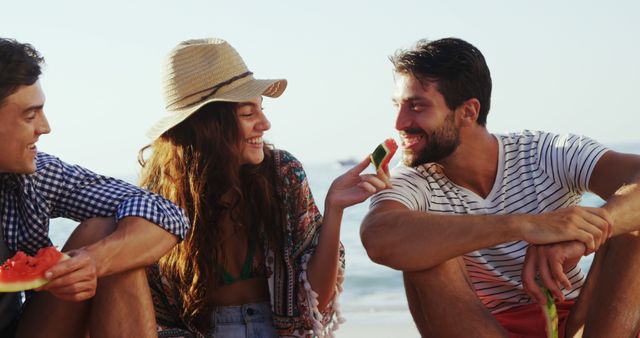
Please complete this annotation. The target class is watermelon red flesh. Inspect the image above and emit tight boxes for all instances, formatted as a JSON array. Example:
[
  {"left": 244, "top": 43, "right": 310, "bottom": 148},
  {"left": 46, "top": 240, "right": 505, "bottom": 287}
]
[
  {"left": 0, "top": 247, "right": 68, "bottom": 292},
  {"left": 370, "top": 138, "right": 398, "bottom": 171}
]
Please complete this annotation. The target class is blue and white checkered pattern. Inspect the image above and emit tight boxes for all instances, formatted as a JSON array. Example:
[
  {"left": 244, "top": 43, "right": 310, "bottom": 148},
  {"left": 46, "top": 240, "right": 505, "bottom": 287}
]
[{"left": 0, "top": 152, "right": 189, "bottom": 255}]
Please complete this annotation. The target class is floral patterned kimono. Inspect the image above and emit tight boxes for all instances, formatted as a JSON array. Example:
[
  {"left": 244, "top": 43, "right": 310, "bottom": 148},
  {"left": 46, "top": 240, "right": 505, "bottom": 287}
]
[{"left": 148, "top": 150, "right": 345, "bottom": 338}]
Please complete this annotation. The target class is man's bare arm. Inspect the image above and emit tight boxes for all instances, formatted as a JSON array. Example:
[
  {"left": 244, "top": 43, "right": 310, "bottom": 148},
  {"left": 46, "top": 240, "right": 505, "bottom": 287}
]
[
  {"left": 361, "top": 200, "right": 611, "bottom": 271},
  {"left": 522, "top": 150, "right": 640, "bottom": 302},
  {"left": 85, "top": 216, "right": 178, "bottom": 277},
  {"left": 40, "top": 217, "right": 178, "bottom": 301},
  {"left": 590, "top": 151, "right": 640, "bottom": 235}
]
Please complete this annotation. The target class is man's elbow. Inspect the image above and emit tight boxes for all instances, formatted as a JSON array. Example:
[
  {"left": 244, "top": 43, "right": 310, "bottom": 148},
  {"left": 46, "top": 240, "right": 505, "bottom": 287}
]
[
  {"left": 148, "top": 233, "right": 179, "bottom": 261},
  {"left": 360, "top": 221, "right": 392, "bottom": 266}
]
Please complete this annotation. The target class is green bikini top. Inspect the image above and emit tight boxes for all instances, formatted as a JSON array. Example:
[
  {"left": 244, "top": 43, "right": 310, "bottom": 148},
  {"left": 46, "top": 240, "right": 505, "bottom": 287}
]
[{"left": 218, "top": 233, "right": 258, "bottom": 285}]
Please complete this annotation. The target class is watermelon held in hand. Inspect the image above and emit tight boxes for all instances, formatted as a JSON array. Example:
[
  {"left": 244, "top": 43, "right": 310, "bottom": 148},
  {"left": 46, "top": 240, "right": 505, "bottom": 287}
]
[
  {"left": 370, "top": 138, "right": 398, "bottom": 171},
  {"left": 0, "top": 246, "right": 69, "bottom": 292},
  {"left": 540, "top": 285, "right": 559, "bottom": 338}
]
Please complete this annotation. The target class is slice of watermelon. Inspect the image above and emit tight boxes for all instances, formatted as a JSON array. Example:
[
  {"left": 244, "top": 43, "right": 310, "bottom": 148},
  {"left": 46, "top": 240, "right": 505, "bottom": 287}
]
[
  {"left": 370, "top": 138, "right": 398, "bottom": 171},
  {"left": 0, "top": 246, "right": 69, "bottom": 292},
  {"left": 540, "top": 286, "right": 559, "bottom": 338}
]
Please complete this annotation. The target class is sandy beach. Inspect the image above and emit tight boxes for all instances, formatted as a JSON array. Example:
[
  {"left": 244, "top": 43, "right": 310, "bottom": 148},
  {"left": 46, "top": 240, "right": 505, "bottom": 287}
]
[{"left": 336, "top": 310, "right": 420, "bottom": 337}]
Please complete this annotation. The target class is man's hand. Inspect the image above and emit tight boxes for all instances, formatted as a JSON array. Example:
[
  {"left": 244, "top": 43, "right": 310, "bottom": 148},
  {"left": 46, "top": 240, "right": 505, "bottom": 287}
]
[
  {"left": 521, "top": 206, "right": 613, "bottom": 252},
  {"left": 36, "top": 249, "right": 98, "bottom": 301},
  {"left": 522, "top": 241, "right": 586, "bottom": 304}
]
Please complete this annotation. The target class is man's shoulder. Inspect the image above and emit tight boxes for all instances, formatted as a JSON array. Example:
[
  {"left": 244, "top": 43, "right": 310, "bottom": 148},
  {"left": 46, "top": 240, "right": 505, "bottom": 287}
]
[
  {"left": 494, "top": 130, "right": 566, "bottom": 155},
  {"left": 35, "top": 152, "right": 62, "bottom": 170},
  {"left": 495, "top": 129, "right": 552, "bottom": 143},
  {"left": 497, "top": 130, "right": 603, "bottom": 152},
  {"left": 391, "top": 162, "right": 436, "bottom": 177},
  {"left": 388, "top": 163, "right": 440, "bottom": 191},
  {"left": 20, "top": 152, "right": 66, "bottom": 183},
  {"left": 272, "top": 148, "right": 300, "bottom": 166},
  {"left": 271, "top": 148, "right": 308, "bottom": 185},
  {"left": 31, "top": 152, "right": 122, "bottom": 188},
  {"left": 32, "top": 152, "right": 86, "bottom": 179}
]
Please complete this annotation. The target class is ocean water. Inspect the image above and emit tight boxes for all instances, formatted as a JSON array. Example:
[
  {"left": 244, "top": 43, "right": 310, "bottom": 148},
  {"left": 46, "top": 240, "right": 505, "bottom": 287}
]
[{"left": 48, "top": 143, "right": 638, "bottom": 317}]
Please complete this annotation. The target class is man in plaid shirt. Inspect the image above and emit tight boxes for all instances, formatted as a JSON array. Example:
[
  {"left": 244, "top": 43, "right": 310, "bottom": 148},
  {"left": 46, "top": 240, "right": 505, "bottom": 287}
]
[{"left": 0, "top": 38, "right": 189, "bottom": 337}]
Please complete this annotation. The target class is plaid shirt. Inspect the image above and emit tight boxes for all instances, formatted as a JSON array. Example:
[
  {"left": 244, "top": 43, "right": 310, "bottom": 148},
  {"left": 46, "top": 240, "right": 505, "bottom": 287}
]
[{"left": 0, "top": 152, "right": 189, "bottom": 255}]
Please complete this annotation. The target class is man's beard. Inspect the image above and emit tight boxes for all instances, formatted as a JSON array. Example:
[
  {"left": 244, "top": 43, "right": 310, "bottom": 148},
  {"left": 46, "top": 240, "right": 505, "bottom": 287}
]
[{"left": 403, "top": 112, "right": 460, "bottom": 167}]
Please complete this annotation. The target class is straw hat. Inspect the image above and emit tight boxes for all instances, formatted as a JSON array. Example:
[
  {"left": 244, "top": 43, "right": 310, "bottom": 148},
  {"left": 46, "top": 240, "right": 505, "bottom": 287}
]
[{"left": 146, "top": 38, "right": 287, "bottom": 140}]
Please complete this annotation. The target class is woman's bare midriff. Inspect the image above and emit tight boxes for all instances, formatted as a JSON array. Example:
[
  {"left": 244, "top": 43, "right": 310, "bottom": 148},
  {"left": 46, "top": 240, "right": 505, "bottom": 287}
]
[
  {"left": 206, "top": 276, "right": 271, "bottom": 306},
  {"left": 206, "top": 210, "right": 271, "bottom": 306}
]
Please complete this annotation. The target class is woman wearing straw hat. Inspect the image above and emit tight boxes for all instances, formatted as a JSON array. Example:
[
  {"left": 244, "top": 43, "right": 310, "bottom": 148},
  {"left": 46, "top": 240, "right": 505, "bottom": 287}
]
[{"left": 140, "top": 38, "right": 389, "bottom": 338}]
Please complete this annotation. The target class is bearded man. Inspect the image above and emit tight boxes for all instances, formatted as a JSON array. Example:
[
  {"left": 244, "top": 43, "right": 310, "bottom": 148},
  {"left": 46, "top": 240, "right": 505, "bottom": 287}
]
[{"left": 360, "top": 37, "right": 640, "bottom": 338}]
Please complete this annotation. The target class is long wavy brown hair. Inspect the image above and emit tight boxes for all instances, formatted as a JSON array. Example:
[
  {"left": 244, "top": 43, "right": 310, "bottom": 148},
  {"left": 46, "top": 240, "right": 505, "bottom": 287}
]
[{"left": 138, "top": 101, "right": 284, "bottom": 321}]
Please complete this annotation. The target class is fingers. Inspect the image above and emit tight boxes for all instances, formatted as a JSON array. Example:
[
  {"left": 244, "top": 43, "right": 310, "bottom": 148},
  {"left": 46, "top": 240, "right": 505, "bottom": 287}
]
[
  {"left": 42, "top": 280, "right": 96, "bottom": 301},
  {"left": 575, "top": 230, "right": 597, "bottom": 254},
  {"left": 581, "top": 207, "right": 613, "bottom": 245},
  {"left": 347, "top": 154, "right": 392, "bottom": 189},
  {"left": 38, "top": 251, "right": 97, "bottom": 302},
  {"left": 357, "top": 175, "right": 389, "bottom": 198},
  {"left": 576, "top": 214, "right": 605, "bottom": 250},
  {"left": 362, "top": 172, "right": 388, "bottom": 191},
  {"left": 549, "top": 254, "right": 572, "bottom": 291},
  {"left": 349, "top": 155, "right": 373, "bottom": 175},
  {"left": 584, "top": 206, "right": 614, "bottom": 228},
  {"left": 522, "top": 245, "right": 546, "bottom": 304},
  {"left": 43, "top": 252, "right": 93, "bottom": 280},
  {"left": 356, "top": 181, "right": 375, "bottom": 194},
  {"left": 376, "top": 166, "right": 392, "bottom": 188},
  {"left": 556, "top": 206, "right": 612, "bottom": 252},
  {"left": 536, "top": 246, "right": 564, "bottom": 302}
]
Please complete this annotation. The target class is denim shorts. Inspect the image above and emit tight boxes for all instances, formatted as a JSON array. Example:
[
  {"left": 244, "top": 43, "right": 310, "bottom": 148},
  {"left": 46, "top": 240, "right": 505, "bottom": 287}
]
[{"left": 207, "top": 302, "right": 277, "bottom": 338}]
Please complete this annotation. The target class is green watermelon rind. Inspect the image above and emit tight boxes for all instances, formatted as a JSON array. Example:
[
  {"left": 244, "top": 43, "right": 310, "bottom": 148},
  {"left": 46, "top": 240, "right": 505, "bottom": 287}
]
[
  {"left": 0, "top": 253, "right": 69, "bottom": 293},
  {"left": 0, "top": 277, "right": 51, "bottom": 292},
  {"left": 370, "top": 139, "right": 397, "bottom": 170},
  {"left": 540, "top": 286, "right": 559, "bottom": 338}
]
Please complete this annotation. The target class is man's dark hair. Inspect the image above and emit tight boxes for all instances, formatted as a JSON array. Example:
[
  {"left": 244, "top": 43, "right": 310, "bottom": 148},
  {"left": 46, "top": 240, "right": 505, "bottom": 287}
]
[
  {"left": 0, "top": 38, "right": 44, "bottom": 107},
  {"left": 390, "top": 38, "right": 492, "bottom": 126}
]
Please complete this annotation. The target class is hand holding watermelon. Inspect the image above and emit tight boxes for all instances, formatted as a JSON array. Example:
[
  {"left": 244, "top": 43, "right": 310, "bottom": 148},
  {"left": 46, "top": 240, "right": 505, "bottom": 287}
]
[
  {"left": 522, "top": 241, "right": 587, "bottom": 314},
  {"left": 325, "top": 139, "right": 396, "bottom": 210},
  {"left": 540, "top": 285, "right": 559, "bottom": 338},
  {"left": 326, "top": 155, "right": 390, "bottom": 209},
  {"left": 370, "top": 138, "right": 398, "bottom": 173},
  {"left": 0, "top": 246, "right": 69, "bottom": 292},
  {"left": 35, "top": 248, "right": 98, "bottom": 301}
]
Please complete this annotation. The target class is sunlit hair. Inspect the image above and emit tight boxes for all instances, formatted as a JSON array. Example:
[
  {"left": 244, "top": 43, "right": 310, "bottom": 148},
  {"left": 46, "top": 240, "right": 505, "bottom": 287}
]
[
  {"left": 390, "top": 37, "right": 492, "bottom": 126},
  {"left": 138, "top": 101, "right": 284, "bottom": 322}
]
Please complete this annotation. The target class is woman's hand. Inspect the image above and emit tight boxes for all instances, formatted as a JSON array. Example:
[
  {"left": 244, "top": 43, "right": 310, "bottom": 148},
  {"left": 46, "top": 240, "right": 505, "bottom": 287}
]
[
  {"left": 311, "top": 156, "right": 391, "bottom": 309},
  {"left": 325, "top": 156, "right": 391, "bottom": 210}
]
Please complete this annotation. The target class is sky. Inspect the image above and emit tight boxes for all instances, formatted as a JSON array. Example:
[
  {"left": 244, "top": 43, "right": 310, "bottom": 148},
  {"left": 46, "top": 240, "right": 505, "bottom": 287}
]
[{"left": 3, "top": 0, "right": 639, "bottom": 177}]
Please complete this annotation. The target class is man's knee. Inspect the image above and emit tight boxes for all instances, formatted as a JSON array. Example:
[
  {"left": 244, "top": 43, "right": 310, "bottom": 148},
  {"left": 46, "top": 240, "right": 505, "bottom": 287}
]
[
  {"left": 403, "top": 256, "right": 481, "bottom": 308},
  {"left": 63, "top": 217, "right": 117, "bottom": 251},
  {"left": 598, "top": 230, "right": 640, "bottom": 263},
  {"left": 404, "top": 256, "right": 474, "bottom": 291},
  {"left": 403, "top": 258, "right": 508, "bottom": 338}
]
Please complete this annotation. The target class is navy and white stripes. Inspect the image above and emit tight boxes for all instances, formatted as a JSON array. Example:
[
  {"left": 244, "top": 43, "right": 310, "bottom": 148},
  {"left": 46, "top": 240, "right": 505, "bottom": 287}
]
[
  {"left": 0, "top": 152, "right": 189, "bottom": 255},
  {"left": 370, "top": 130, "right": 608, "bottom": 314}
]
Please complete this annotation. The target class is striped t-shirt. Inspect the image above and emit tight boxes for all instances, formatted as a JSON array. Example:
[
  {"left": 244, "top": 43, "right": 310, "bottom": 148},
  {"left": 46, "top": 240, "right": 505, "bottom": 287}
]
[{"left": 370, "top": 130, "right": 609, "bottom": 313}]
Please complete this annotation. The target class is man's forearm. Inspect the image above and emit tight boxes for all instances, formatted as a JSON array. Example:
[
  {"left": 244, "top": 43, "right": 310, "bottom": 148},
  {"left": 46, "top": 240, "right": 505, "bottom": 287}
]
[
  {"left": 85, "top": 216, "right": 178, "bottom": 277},
  {"left": 361, "top": 209, "right": 520, "bottom": 271},
  {"left": 604, "top": 174, "right": 640, "bottom": 236},
  {"left": 361, "top": 202, "right": 612, "bottom": 271}
]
